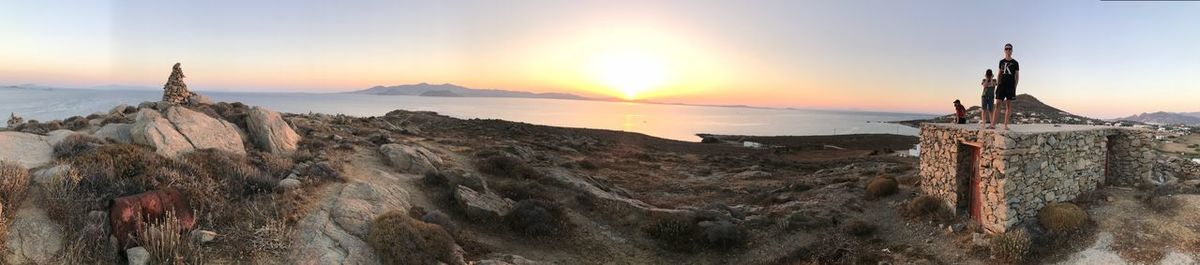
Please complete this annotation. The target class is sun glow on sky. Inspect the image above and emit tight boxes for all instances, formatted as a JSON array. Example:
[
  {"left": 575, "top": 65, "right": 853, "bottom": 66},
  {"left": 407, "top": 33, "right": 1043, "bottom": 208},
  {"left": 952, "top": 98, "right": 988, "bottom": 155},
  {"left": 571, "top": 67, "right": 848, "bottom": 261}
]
[
  {"left": 2, "top": 1, "right": 1200, "bottom": 117},
  {"left": 587, "top": 50, "right": 672, "bottom": 100}
]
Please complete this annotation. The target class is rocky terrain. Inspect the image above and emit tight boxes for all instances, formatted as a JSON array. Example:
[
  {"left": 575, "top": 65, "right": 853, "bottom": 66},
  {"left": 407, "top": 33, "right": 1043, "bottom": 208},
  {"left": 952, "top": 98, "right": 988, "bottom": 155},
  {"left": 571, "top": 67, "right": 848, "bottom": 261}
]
[{"left": 1, "top": 66, "right": 1200, "bottom": 265}]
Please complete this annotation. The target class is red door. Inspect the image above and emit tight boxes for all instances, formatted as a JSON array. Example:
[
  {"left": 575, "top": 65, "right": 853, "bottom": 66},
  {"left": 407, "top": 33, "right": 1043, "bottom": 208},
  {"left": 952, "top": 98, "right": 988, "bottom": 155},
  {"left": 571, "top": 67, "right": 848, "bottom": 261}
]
[{"left": 968, "top": 146, "right": 982, "bottom": 223}]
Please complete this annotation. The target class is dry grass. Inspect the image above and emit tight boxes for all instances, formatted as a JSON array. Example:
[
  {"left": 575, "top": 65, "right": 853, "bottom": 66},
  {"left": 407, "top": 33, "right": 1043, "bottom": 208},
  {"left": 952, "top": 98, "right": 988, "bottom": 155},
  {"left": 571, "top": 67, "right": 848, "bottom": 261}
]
[
  {"left": 0, "top": 161, "right": 31, "bottom": 212},
  {"left": 1039, "top": 202, "right": 1087, "bottom": 233},
  {"left": 904, "top": 195, "right": 954, "bottom": 223},
  {"left": 368, "top": 211, "right": 461, "bottom": 265},
  {"left": 843, "top": 219, "right": 877, "bottom": 237},
  {"left": 53, "top": 133, "right": 104, "bottom": 158},
  {"left": 865, "top": 175, "right": 898, "bottom": 199},
  {"left": 141, "top": 211, "right": 205, "bottom": 265},
  {"left": 990, "top": 228, "right": 1032, "bottom": 263}
]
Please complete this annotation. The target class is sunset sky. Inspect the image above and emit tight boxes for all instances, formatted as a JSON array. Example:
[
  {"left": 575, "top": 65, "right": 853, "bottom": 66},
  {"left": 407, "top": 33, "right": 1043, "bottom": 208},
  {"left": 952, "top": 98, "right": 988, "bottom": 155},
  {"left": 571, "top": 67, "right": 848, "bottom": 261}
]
[{"left": 2, "top": 0, "right": 1198, "bottom": 118}]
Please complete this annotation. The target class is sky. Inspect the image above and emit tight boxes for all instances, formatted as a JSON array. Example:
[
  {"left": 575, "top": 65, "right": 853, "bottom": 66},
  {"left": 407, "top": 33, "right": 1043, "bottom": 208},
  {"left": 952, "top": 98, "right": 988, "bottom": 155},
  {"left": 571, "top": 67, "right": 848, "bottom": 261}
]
[{"left": 1, "top": 0, "right": 1198, "bottom": 118}]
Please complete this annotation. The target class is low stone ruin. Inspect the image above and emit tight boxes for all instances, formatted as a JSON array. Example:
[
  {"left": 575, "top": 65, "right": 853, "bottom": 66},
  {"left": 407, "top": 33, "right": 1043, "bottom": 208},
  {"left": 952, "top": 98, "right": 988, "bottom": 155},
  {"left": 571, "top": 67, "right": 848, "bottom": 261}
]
[{"left": 918, "top": 123, "right": 1155, "bottom": 233}]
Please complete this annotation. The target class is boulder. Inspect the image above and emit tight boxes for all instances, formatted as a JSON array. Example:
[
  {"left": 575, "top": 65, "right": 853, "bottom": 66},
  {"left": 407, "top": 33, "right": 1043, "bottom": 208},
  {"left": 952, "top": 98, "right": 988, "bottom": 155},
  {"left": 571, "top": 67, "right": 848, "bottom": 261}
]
[
  {"left": 45, "top": 129, "right": 77, "bottom": 147},
  {"left": 109, "top": 104, "right": 130, "bottom": 117},
  {"left": 131, "top": 109, "right": 194, "bottom": 157},
  {"left": 246, "top": 107, "right": 300, "bottom": 155},
  {"left": 279, "top": 178, "right": 302, "bottom": 190},
  {"left": 30, "top": 163, "right": 73, "bottom": 186},
  {"left": 0, "top": 131, "right": 53, "bottom": 168},
  {"left": 453, "top": 185, "right": 513, "bottom": 222},
  {"left": 94, "top": 123, "right": 134, "bottom": 144},
  {"left": 191, "top": 230, "right": 218, "bottom": 244},
  {"left": 188, "top": 93, "right": 213, "bottom": 105},
  {"left": 380, "top": 144, "right": 442, "bottom": 174},
  {"left": 126, "top": 247, "right": 150, "bottom": 265},
  {"left": 164, "top": 106, "right": 245, "bottom": 155},
  {"left": 4, "top": 205, "right": 64, "bottom": 264}
]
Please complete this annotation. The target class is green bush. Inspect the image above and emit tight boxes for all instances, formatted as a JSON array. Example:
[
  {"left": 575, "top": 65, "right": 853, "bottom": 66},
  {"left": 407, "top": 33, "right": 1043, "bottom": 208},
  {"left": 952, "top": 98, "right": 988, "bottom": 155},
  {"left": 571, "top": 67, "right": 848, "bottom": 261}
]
[
  {"left": 990, "top": 228, "right": 1031, "bottom": 263},
  {"left": 367, "top": 211, "right": 461, "bottom": 265},
  {"left": 1038, "top": 202, "right": 1087, "bottom": 233},
  {"left": 865, "top": 175, "right": 898, "bottom": 199},
  {"left": 505, "top": 199, "right": 572, "bottom": 237}
]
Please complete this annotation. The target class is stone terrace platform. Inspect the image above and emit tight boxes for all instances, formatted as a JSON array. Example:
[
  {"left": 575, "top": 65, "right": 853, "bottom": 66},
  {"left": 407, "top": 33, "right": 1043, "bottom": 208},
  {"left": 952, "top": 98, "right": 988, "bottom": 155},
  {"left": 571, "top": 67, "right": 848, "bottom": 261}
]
[{"left": 918, "top": 123, "right": 1155, "bottom": 233}]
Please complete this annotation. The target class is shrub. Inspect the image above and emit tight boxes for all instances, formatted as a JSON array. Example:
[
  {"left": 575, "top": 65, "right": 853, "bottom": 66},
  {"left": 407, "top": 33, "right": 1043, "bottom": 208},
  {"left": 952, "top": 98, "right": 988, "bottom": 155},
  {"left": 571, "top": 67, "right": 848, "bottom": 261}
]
[
  {"left": 0, "top": 161, "right": 31, "bottom": 209},
  {"left": 865, "top": 175, "right": 898, "bottom": 199},
  {"left": 505, "top": 199, "right": 572, "bottom": 237},
  {"left": 492, "top": 179, "right": 552, "bottom": 201},
  {"left": 64, "top": 116, "right": 90, "bottom": 131},
  {"left": 701, "top": 220, "right": 746, "bottom": 249},
  {"left": 1038, "top": 202, "right": 1087, "bottom": 233},
  {"left": 785, "top": 210, "right": 834, "bottom": 230},
  {"left": 905, "top": 195, "right": 953, "bottom": 222},
  {"left": 476, "top": 155, "right": 542, "bottom": 179},
  {"left": 367, "top": 211, "right": 461, "bottom": 265},
  {"left": 251, "top": 152, "right": 295, "bottom": 179},
  {"left": 644, "top": 213, "right": 701, "bottom": 252},
  {"left": 71, "top": 144, "right": 171, "bottom": 196},
  {"left": 577, "top": 160, "right": 599, "bottom": 171},
  {"left": 420, "top": 209, "right": 458, "bottom": 236},
  {"left": 54, "top": 133, "right": 104, "bottom": 158},
  {"left": 843, "top": 220, "right": 876, "bottom": 237},
  {"left": 990, "top": 228, "right": 1031, "bottom": 263}
]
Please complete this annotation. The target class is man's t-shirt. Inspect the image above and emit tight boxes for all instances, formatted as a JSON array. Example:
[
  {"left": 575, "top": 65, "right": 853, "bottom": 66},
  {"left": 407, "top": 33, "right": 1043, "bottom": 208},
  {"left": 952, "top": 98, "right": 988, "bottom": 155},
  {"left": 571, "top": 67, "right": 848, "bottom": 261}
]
[
  {"left": 955, "top": 104, "right": 966, "bottom": 118},
  {"left": 999, "top": 59, "right": 1019, "bottom": 85}
]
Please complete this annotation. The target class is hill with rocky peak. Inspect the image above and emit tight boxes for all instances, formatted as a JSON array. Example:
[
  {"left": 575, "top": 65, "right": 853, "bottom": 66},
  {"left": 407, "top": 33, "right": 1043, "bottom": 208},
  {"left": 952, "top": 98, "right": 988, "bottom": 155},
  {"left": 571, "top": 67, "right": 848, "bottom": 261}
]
[
  {"left": 899, "top": 94, "right": 1109, "bottom": 126},
  {"left": 1118, "top": 111, "right": 1200, "bottom": 125}
]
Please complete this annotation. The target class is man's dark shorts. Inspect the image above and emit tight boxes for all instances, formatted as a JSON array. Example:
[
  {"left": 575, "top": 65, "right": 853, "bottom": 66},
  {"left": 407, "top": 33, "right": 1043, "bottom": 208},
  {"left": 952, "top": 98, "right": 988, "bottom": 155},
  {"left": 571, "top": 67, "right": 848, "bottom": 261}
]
[{"left": 996, "top": 83, "right": 1016, "bottom": 101}]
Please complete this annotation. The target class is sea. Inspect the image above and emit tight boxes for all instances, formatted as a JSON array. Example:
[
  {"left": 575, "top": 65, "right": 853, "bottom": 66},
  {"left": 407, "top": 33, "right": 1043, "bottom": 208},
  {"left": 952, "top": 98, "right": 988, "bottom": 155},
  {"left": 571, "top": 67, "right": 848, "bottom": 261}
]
[{"left": 0, "top": 87, "right": 934, "bottom": 142}]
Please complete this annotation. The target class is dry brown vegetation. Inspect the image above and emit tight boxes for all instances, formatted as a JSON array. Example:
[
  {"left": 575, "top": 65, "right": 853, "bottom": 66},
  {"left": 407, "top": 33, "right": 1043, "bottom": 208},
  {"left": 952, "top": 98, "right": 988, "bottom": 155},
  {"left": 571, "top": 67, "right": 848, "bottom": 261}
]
[
  {"left": 865, "top": 175, "right": 898, "bottom": 199},
  {"left": 368, "top": 211, "right": 461, "bottom": 265},
  {"left": 1039, "top": 202, "right": 1087, "bottom": 233}
]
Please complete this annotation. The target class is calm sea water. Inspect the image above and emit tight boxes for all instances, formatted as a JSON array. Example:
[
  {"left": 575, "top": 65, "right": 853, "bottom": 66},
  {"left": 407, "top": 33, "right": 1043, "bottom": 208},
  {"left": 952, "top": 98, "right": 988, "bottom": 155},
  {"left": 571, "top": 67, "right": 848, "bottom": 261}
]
[{"left": 0, "top": 88, "right": 933, "bottom": 141}]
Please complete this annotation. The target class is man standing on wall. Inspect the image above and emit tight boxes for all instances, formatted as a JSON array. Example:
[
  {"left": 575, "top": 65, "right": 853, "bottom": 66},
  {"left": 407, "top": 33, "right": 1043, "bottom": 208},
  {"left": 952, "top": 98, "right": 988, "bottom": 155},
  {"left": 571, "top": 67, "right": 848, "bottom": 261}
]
[{"left": 992, "top": 43, "right": 1019, "bottom": 130}]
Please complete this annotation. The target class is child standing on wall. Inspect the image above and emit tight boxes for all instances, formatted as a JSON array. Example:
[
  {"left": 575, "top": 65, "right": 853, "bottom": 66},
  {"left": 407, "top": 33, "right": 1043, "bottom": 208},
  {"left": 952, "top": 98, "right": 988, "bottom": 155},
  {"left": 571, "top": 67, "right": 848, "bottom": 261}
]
[
  {"left": 981, "top": 69, "right": 996, "bottom": 129},
  {"left": 953, "top": 99, "right": 967, "bottom": 124}
]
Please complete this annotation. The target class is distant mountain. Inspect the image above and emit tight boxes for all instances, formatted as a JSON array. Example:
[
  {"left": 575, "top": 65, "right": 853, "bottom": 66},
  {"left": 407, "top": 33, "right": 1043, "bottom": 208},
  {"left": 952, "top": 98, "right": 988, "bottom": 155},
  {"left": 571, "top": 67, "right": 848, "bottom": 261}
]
[
  {"left": 350, "top": 83, "right": 589, "bottom": 100},
  {"left": 898, "top": 94, "right": 1109, "bottom": 126},
  {"left": 1118, "top": 112, "right": 1200, "bottom": 125},
  {"left": 418, "top": 90, "right": 462, "bottom": 97}
]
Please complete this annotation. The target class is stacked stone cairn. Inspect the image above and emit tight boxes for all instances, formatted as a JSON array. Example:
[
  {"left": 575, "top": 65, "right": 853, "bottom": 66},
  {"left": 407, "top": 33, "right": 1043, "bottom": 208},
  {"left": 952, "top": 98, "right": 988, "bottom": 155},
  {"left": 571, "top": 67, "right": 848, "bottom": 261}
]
[
  {"left": 7, "top": 113, "right": 22, "bottom": 127},
  {"left": 161, "top": 62, "right": 197, "bottom": 104}
]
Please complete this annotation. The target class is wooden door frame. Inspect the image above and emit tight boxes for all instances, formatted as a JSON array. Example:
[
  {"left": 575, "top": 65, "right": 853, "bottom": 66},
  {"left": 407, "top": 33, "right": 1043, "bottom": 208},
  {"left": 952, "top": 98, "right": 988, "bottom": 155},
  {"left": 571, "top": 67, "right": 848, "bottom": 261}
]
[{"left": 961, "top": 141, "right": 983, "bottom": 223}]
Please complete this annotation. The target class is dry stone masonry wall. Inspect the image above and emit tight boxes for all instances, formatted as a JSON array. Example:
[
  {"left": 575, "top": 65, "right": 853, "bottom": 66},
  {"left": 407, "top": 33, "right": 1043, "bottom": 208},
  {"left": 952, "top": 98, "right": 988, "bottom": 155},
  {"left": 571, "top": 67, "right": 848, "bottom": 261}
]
[{"left": 918, "top": 124, "right": 1153, "bottom": 233}]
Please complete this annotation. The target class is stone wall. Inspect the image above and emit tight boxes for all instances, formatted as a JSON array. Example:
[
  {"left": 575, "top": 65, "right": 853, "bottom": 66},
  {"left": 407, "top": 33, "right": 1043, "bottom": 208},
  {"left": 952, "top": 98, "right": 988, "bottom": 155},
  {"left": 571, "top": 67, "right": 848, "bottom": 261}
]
[{"left": 919, "top": 124, "right": 1154, "bottom": 233}]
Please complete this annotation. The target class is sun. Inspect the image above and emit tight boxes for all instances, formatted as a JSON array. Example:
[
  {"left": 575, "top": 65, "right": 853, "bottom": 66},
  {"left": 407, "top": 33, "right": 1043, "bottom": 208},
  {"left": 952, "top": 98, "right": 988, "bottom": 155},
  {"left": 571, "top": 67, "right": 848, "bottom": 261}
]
[{"left": 587, "top": 50, "right": 671, "bottom": 100}]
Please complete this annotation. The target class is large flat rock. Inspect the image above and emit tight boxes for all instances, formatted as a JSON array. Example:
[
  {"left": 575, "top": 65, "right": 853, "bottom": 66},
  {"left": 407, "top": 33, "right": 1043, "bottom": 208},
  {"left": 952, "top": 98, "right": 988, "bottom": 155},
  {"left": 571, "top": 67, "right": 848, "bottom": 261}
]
[
  {"left": 0, "top": 131, "right": 52, "bottom": 168},
  {"left": 164, "top": 106, "right": 245, "bottom": 155},
  {"left": 131, "top": 108, "right": 194, "bottom": 157}
]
